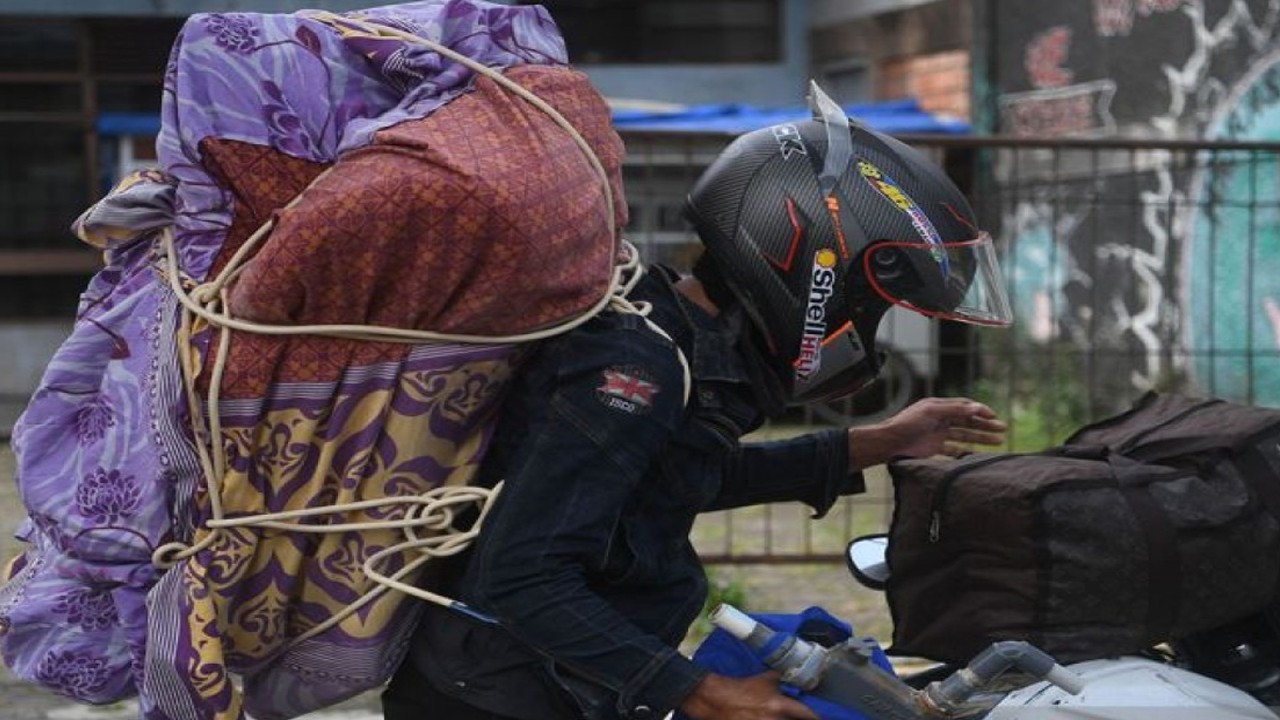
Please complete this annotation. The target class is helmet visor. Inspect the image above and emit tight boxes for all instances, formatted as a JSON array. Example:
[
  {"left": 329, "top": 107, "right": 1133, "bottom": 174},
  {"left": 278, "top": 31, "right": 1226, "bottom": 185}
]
[{"left": 864, "top": 232, "right": 1013, "bottom": 326}]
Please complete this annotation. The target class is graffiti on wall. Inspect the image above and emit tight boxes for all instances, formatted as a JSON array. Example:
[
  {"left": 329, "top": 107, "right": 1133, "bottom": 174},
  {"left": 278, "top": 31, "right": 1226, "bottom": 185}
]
[
  {"left": 1093, "top": 0, "right": 1188, "bottom": 37},
  {"left": 998, "top": 25, "right": 1117, "bottom": 137},
  {"left": 1187, "top": 43, "right": 1280, "bottom": 405},
  {"left": 995, "top": 0, "right": 1280, "bottom": 407}
]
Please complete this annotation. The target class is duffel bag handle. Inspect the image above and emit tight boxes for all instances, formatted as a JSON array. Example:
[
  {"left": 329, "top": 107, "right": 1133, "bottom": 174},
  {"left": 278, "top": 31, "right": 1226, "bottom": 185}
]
[
  {"left": 1119, "top": 435, "right": 1239, "bottom": 463},
  {"left": 1042, "top": 444, "right": 1112, "bottom": 462}
]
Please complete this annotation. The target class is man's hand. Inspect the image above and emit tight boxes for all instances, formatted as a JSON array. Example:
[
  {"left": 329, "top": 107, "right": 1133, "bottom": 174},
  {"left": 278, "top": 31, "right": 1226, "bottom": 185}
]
[
  {"left": 847, "top": 397, "right": 1006, "bottom": 469},
  {"left": 678, "top": 671, "right": 819, "bottom": 720}
]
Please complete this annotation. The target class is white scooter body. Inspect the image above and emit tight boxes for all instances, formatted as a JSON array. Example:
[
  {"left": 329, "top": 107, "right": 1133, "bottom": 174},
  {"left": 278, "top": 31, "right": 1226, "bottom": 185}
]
[
  {"left": 987, "top": 657, "right": 1276, "bottom": 719},
  {"left": 843, "top": 537, "right": 1279, "bottom": 719}
]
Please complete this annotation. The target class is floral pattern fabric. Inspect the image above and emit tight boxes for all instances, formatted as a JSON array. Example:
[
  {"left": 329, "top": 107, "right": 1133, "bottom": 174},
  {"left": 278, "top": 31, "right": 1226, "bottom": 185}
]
[{"left": 0, "top": 3, "right": 622, "bottom": 719}]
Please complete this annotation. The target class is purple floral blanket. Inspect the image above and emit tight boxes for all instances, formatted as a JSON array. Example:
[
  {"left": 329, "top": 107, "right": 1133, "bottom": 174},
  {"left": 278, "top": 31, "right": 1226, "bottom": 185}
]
[{"left": 0, "top": 3, "right": 625, "bottom": 719}]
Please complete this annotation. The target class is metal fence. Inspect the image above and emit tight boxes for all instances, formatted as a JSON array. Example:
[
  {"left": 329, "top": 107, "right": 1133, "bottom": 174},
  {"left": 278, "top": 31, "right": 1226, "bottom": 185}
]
[
  {"left": 616, "top": 131, "right": 1280, "bottom": 564},
  {"left": 2, "top": 131, "right": 1277, "bottom": 563}
]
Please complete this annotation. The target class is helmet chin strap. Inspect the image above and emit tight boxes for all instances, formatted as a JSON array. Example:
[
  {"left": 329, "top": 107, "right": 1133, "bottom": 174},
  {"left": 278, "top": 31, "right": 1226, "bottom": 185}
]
[
  {"left": 693, "top": 252, "right": 791, "bottom": 416},
  {"left": 691, "top": 250, "right": 737, "bottom": 312},
  {"left": 735, "top": 315, "right": 793, "bottom": 419}
]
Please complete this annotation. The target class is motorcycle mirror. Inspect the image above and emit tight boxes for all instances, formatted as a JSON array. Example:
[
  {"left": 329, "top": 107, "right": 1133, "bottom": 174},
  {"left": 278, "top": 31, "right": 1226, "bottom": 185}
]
[{"left": 846, "top": 534, "right": 890, "bottom": 591}]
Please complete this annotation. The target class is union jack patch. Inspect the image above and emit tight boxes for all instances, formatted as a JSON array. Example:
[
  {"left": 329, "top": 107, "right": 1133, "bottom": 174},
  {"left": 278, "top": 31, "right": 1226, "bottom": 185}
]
[{"left": 595, "top": 366, "right": 661, "bottom": 415}]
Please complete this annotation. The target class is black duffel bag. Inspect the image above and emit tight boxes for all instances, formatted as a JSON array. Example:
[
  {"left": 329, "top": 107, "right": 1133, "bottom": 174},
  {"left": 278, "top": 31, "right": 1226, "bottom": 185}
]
[{"left": 884, "top": 392, "right": 1280, "bottom": 664}]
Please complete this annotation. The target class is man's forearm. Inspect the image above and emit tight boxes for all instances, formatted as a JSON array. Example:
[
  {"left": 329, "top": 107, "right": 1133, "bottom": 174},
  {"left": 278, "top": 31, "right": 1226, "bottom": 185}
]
[{"left": 711, "top": 429, "right": 863, "bottom": 515}]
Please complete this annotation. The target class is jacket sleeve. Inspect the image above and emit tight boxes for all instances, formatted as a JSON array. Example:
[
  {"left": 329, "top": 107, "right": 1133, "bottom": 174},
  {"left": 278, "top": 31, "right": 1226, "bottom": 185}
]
[
  {"left": 461, "top": 316, "right": 705, "bottom": 719},
  {"left": 706, "top": 428, "right": 866, "bottom": 517}
]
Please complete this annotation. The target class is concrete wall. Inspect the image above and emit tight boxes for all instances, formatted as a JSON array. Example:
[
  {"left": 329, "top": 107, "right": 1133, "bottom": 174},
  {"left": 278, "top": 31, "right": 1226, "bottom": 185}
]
[
  {"left": 985, "top": 0, "right": 1280, "bottom": 140},
  {"left": 575, "top": 0, "right": 810, "bottom": 106}
]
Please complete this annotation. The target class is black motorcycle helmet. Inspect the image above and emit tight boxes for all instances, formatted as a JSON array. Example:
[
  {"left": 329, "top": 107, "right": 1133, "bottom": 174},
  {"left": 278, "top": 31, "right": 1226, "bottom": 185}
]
[{"left": 686, "top": 83, "right": 1011, "bottom": 413}]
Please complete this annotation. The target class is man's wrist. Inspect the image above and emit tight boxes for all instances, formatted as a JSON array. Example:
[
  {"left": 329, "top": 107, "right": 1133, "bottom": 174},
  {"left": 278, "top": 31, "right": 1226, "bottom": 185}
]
[
  {"left": 627, "top": 650, "right": 707, "bottom": 720},
  {"left": 847, "top": 422, "right": 893, "bottom": 470}
]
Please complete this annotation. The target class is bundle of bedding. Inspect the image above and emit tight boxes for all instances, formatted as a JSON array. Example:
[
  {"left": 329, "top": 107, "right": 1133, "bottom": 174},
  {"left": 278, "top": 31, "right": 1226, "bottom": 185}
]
[{"left": 0, "top": 3, "right": 626, "bottom": 718}]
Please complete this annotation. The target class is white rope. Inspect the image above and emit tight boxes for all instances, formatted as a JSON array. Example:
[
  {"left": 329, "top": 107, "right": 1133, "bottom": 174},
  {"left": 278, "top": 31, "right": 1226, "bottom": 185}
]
[{"left": 152, "top": 13, "right": 692, "bottom": 642}]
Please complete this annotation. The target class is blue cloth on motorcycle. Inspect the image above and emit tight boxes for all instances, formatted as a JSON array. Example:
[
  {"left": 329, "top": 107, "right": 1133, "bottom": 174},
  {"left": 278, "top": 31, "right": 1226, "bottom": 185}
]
[{"left": 677, "top": 606, "right": 895, "bottom": 720}]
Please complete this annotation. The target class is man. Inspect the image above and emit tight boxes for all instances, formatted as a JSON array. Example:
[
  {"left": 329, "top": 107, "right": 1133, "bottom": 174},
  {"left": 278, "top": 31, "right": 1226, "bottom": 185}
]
[{"left": 383, "top": 90, "right": 1012, "bottom": 720}]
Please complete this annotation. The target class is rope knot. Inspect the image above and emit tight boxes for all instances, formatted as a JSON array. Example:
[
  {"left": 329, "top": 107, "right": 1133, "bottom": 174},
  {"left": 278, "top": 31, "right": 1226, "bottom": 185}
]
[{"left": 189, "top": 283, "right": 221, "bottom": 306}]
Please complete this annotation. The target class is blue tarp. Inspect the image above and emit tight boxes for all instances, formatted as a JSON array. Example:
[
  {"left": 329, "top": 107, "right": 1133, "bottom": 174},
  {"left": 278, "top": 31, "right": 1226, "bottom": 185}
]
[
  {"left": 610, "top": 97, "right": 970, "bottom": 135},
  {"left": 99, "top": 97, "right": 968, "bottom": 140},
  {"left": 97, "top": 113, "right": 162, "bottom": 137}
]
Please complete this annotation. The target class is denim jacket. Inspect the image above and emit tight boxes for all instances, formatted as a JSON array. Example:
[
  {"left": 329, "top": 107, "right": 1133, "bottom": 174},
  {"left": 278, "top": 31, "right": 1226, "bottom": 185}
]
[{"left": 404, "top": 266, "right": 864, "bottom": 720}]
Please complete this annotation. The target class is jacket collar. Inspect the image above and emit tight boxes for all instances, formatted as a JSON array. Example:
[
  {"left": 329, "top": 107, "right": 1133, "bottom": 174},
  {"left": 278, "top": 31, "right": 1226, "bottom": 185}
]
[{"left": 633, "top": 265, "right": 751, "bottom": 386}]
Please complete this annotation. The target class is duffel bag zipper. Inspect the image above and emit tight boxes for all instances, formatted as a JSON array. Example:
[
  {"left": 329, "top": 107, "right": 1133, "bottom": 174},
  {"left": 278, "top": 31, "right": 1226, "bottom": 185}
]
[
  {"left": 925, "top": 441, "right": 1169, "bottom": 543},
  {"left": 928, "top": 454, "right": 1017, "bottom": 543},
  {"left": 926, "top": 447, "right": 1108, "bottom": 542}
]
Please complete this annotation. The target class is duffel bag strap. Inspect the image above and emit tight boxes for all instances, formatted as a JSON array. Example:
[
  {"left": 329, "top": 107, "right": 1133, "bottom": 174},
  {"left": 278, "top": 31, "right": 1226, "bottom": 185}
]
[
  {"left": 1108, "top": 454, "right": 1181, "bottom": 646},
  {"left": 1237, "top": 436, "right": 1280, "bottom": 526}
]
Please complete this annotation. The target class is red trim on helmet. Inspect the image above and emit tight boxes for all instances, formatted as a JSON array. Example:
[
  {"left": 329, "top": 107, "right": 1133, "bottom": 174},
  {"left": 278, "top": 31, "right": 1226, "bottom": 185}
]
[
  {"left": 942, "top": 202, "right": 980, "bottom": 234},
  {"left": 824, "top": 195, "right": 852, "bottom": 260},
  {"left": 789, "top": 321, "right": 855, "bottom": 372},
  {"left": 862, "top": 236, "right": 1011, "bottom": 327},
  {"left": 766, "top": 197, "right": 804, "bottom": 272},
  {"left": 823, "top": 321, "right": 854, "bottom": 347}
]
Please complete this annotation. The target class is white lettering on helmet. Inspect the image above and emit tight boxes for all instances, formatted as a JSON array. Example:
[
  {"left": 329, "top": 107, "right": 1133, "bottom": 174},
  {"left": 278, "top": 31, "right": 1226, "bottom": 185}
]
[
  {"left": 771, "top": 124, "right": 807, "bottom": 160},
  {"left": 795, "top": 249, "right": 838, "bottom": 378}
]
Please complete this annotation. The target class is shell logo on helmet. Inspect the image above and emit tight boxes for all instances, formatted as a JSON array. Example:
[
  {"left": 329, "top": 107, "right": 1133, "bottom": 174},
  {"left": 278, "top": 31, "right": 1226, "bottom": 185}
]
[
  {"left": 856, "top": 158, "right": 948, "bottom": 267},
  {"left": 795, "top": 248, "right": 839, "bottom": 378}
]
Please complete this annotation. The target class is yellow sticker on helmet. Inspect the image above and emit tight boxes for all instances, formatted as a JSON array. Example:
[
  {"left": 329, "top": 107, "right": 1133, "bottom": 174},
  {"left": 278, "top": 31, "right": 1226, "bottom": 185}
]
[{"left": 857, "top": 158, "right": 948, "bottom": 269}]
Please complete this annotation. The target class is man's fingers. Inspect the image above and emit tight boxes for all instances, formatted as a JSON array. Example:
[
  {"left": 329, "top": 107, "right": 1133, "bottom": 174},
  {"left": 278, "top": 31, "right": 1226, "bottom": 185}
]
[
  {"left": 775, "top": 696, "right": 820, "bottom": 720},
  {"left": 968, "top": 401, "right": 1000, "bottom": 419},
  {"left": 949, "top": 427, "right": 1005, "bottom": 446},
  {"left": 939, "top": 414, "right": 1004, "bottom": 431},
  {"left": 966, "top": 416, "right": 1008, "bottom": 432},
  {"left": 926, "top": 398, "right": 1000, "bottom": 420}
]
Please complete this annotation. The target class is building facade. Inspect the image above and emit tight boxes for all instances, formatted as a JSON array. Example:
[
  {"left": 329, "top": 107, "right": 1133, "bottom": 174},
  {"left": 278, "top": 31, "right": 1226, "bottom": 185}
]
[{"left": 811, "top": 0, "right": 973, "bottom": 122}]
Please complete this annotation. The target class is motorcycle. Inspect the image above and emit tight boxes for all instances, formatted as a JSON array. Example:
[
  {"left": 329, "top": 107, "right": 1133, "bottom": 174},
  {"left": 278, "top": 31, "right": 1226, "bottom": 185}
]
[{"left": 708, "top": 535, "right": 1280, "bottom": 719}]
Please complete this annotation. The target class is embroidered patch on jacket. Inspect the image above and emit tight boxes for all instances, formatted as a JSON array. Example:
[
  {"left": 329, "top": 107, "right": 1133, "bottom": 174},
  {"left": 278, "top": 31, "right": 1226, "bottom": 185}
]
[{"left": 596, "top": 366, "right": 661, "bottom": 415}]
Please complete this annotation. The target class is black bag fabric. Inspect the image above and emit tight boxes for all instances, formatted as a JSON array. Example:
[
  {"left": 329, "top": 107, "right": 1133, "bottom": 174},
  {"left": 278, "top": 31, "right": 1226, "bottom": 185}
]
[{"left": 884, "top": 392, "right": 1280, "bottom": 664}]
